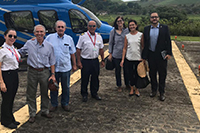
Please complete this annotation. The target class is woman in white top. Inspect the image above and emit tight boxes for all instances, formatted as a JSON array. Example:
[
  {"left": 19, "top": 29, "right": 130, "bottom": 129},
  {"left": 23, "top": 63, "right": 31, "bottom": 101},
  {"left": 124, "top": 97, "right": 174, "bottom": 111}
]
[
  {"left": 0, "top": 29, "right": 21, "bottom": 129},
  {"left": 120, "top": 20, "right": 144, "bottom": 97}
]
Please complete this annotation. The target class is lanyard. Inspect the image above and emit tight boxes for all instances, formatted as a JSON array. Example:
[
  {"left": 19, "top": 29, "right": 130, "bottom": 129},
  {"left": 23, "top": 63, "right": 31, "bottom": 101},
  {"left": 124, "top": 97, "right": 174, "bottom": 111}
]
[
  {"left": 87, "top": 31, "right": 96, "bottom": 47},
  {"left": 7, "top": 47, "right": 19, "bottom": 62}
]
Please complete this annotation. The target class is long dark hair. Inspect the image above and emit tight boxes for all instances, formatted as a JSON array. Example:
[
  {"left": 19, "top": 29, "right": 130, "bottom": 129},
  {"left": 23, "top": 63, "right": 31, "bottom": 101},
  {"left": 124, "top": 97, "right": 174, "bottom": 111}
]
[
  {"left": 128, "top": 20, "right": 138, "bottom": 32},
  {"left": 4, "top": 28, "right": 16, "bottom": 36},
  {"left": 113, "top": 16, "right": 126, "bottom": 30}
]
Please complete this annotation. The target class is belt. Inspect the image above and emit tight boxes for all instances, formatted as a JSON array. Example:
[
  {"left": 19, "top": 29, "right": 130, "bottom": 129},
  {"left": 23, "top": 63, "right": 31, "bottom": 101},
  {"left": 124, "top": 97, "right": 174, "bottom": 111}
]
[
  {"left": 29, "top": 66, "right": 48, "bottom": 71},
  {"left": 82, "top": 58, "right": 98, "bottom": 60}
]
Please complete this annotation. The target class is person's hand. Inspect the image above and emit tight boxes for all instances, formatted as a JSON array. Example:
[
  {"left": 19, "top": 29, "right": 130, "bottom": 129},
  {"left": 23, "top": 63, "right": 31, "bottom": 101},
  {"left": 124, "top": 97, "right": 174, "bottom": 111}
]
[
  {"left": 120, "top": 60, "right": 124, "bottom": 67},
  {"left": 77, "top": 61, "right": 82, "bottom": 69},
  {"left": 165, "top": 55, "right": 171, "bottom": 60},
  {"left": 49, "top": 74, "right": 56, "bottom": 82},
  {"left": 72, "top": 64, "right": 77, "bottom": 72},
  {"left": 101, "top": 61, "right": 105, "bottom": 67},
  {"left": 0, "top": 82, "right": 7, "bottom": 92},
  {"left": 108, "top": 54, "right": 112, "bottom": 61}
]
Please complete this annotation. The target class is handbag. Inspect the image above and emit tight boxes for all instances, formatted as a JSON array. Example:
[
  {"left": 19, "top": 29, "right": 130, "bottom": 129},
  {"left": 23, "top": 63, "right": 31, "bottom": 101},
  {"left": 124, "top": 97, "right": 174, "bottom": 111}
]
[
  {"left": 48, "top": 79, "right": 59, "bottom": 91},
  {"left": 136, "top": 76, "right": 150, "bottom": 89},
  {"left": 136, "top": 61, "right": 150, "bottom": 89},
  {"left": 105, "top": 58, "right": 115, "bottom": 70}
]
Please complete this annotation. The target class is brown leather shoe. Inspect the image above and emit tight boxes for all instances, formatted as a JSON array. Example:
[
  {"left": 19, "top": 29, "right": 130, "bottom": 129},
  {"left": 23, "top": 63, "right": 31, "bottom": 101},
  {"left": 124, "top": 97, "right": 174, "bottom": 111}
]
[
  {"left": 41, "top": 113, "right": 53, "bottom": 118},
  {"left": 28, "top": 117, "right": 35, "bottom": 123},
  {"left": 49, "top": 106, "right": 57, "bottom": 112},
  {"left": 62, "top": 105, "right": 70, "bottom": 112}
]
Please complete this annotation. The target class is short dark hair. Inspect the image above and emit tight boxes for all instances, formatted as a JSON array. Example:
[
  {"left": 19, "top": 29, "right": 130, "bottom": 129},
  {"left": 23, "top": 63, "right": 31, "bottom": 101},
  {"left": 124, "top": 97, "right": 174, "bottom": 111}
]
[
  {"left": 128, "top": 20, "right": 138, "bottom": 31},
  {"left": 113, "top": 16, "right": 126, "bottom": 30},
  {"left": 4, "top": 28, "right": 16, "bottom": 36}
]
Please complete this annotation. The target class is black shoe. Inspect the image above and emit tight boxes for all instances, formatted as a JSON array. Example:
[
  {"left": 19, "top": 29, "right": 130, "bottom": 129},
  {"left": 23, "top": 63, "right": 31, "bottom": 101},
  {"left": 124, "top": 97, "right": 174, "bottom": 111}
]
[
  {"left": 3, "top": 123, "right": 17, "bottom": 129},
  {"left": 150, "top": 92, "right": 157, "bottom": 97},
  {"left": 92, "top": 95, "right": 102, "bottom": 100},
  {"left": 50, "top": 106, "right": 58, "bottom": 112},
  {"left": 13, "top": 121, "right": 20, "bottom": 125},
  {"left": 160, "top": 94, "right": 166, "bottom": 101},
  {"left": 82, "top": 96, "right": 88, "bottom": 102},
  {"left": 62, "top": 105, "right": 70, "bottom": 112},
  {"left": 129, "top": 93, "right": 134, "bottom": 97}
]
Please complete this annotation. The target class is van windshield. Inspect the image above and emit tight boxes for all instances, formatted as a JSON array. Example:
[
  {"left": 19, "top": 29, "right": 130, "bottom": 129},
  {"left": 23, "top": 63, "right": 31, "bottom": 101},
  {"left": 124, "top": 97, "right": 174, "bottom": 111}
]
[{"left": 77, "top": 5, "right": 102, "bottom": 28}]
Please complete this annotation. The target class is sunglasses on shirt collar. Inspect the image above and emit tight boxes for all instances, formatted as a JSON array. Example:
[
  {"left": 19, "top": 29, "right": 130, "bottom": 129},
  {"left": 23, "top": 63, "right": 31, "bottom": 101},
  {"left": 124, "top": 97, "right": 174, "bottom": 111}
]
[{"left": 8, "top": 34, "right": 17, "bottom": 39}]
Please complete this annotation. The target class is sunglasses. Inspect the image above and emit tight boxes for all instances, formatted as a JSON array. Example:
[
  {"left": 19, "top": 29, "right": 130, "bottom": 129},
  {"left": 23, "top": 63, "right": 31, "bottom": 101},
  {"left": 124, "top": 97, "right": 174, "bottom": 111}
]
[
  {"left": 117, "top": 20, "right": 123, "bottom": 23},
  {"left": 151, "top": 16, "right": 159, "bottom": 19},
  {"left": 8, "top": 34, "right": 17, "bottom": 39},
  {"left": 57, "top": 26, "right": 65, "bottom": 28},
  {"left": 88, "top": 25, "right": 96, "bottom": 28}
]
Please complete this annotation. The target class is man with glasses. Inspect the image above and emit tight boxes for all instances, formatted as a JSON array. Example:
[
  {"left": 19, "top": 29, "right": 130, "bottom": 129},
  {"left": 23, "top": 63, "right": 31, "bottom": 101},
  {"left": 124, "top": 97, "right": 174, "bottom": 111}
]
[
  {"left": 76, "top": 20, "right": 105, "bottom": 102},
  {"left": 18, "top": 24, "right": 56, "bottom": 123},
  {"left": 45, "top": 20, "right": 77, "bottom": 112},
  {"left": 142, "top": 12, "right": 172, "bottom": 101}
]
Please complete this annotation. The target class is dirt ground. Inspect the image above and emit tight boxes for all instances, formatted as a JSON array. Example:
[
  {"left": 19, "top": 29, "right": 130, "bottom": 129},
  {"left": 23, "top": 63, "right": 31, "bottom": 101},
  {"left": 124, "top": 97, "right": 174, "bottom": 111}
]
[{"left": 1, "top": 41, "right": 200, "bottom": 133}]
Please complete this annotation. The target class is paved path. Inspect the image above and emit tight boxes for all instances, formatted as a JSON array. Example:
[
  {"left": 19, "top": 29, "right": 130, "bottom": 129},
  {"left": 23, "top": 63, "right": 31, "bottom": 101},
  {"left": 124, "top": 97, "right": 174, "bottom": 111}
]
[{"left": 0, "top": 41, "right": 200, "bottom": 133}]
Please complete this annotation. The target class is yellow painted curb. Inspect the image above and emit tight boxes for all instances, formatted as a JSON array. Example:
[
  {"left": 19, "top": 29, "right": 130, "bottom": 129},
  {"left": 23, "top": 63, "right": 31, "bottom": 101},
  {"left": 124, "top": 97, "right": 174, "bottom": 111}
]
[
  {"left": 0, "top": 49, "right": 109, "bottom": 133},
  {"left": 172, "top": 41, "right": 200, "bottom": 121}
]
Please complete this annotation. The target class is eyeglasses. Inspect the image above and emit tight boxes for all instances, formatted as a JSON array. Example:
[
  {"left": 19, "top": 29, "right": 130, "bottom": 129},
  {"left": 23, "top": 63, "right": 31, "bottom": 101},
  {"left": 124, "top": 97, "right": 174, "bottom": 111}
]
[
  {"left": 8, "top": 34, "right": 17, "bottom": 39},
  {"left": 88, "top": 25, "right": 96, "bottom": 28},
  {"left": 151, "top": 16, "right": 159, "bottom": 19},
  {"left": 117, "top": 20, "right": 123, "bottom": 23},
  {"left": 57, "top": 26, "right": 65, "bottom": 28}
]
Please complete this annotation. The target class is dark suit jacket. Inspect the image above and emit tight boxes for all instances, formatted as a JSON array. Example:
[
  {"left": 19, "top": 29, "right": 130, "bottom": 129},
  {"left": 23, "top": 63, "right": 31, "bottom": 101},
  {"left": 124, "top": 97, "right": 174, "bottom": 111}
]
[{"left": 142, "top": 24, "right": 172, "bottom": 60}]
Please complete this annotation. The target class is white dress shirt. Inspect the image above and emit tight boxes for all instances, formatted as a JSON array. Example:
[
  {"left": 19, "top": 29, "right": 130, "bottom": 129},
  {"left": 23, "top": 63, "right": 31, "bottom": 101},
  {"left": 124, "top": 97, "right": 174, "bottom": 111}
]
[{"left": 0, "top": 43, "right": 20, "bottom": 71}]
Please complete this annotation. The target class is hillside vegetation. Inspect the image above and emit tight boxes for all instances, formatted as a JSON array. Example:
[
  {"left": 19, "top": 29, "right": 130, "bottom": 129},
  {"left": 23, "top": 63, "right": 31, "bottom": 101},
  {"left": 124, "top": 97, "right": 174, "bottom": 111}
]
[{"left": 118, "top": 0, "right": 200, "bottom": 6}]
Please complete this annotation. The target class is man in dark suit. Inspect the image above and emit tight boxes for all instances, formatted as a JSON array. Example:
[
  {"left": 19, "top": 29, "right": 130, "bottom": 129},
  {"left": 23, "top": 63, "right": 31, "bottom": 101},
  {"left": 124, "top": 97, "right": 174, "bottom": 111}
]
[{"left": 142, "top": 12, "right": 172, "bottom": 101}]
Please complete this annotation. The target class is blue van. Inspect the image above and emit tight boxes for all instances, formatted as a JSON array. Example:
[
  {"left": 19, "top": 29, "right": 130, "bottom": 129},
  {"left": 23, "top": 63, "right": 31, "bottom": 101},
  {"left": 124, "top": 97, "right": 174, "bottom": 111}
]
[{"left": 0, "top": 0, "right": 113, "bottom": 48}]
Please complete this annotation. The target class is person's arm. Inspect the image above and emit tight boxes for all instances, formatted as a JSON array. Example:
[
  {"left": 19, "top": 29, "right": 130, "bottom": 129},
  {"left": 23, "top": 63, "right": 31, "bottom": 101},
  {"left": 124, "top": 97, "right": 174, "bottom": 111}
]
[
  {"left": 108, "top": 29, "right": 115, "bottom": 61},
  {"left": 165, "top": 25, "right": 172, "bottom": 60},
  {"left": 0, "top": 62, "right": 7, "bottom": 92},
  {"left": 141, "top": 34, "right": 144, "bottom": 50},
  {"left": 99, "top": 48, "right": 105, "bottom": 67},
  {"left": 120, "top": 36, "right": 128, "bottom": 67},
  {"left": 76, "top": 48, "right": 82, "bottom": 69},
  {"left": 49, "top": 65, "right": 56, "bottom": 82},
  {"left": 71, "top": 53, "right": 77, "bottom": 72}
]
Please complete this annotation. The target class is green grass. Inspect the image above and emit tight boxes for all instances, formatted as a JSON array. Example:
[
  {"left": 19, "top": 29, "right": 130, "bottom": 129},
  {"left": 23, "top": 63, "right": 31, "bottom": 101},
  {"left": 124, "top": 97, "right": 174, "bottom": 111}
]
[
  {"left": 188, "top": 14, "right": 200, "bottom": 20},
  {"left": 171, "top": 36, "right": 200, "bottom": 41}
]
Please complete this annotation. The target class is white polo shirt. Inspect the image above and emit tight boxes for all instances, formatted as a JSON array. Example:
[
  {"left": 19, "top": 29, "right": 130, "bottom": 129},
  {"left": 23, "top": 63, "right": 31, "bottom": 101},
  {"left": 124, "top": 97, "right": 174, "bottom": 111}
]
[
  {"left": 76, "top": 31, "right": 104, "bottom": 59},
  {"left": 0, "top": 43, "right": 20, "bottom": 71}
]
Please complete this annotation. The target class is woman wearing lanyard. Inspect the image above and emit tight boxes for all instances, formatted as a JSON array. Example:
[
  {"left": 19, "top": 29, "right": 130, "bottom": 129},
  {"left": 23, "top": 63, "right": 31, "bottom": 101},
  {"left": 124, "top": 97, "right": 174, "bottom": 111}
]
[{"left": 0, "top": 28, "right": 20, "bottom": 129}]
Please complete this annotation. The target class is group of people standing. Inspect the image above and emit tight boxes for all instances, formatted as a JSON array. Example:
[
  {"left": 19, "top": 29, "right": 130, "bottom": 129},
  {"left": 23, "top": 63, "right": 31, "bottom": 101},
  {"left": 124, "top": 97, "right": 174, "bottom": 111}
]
[
  {"left": 108, "top": 12, "right": 172, "bottom": 100},
  {"left": 0, "top": 12, "right": 172, "bottom": 129}
]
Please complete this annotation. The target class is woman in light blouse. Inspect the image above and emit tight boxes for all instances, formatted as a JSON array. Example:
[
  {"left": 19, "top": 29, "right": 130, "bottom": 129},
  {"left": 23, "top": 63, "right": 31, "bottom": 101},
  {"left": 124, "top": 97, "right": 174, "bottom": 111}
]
[
  {"left": 108, "top": 16, "right": 129, "bottom": 92},
  {"left": 0, "top": 29, "right": 20, "bottom": 129},
  {"left": 120, "top": 20, "right": 144, "bottom": 97}
]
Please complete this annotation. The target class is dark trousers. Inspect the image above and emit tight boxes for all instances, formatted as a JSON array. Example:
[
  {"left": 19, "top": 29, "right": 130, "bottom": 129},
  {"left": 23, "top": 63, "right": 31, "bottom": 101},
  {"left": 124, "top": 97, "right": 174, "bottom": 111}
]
[
  {"left": 81, "top": 58, "right": 99, "bottom": 97},
  {"left": 148, "top": 51, "right": 167, "bottom": 94},
  {"left": 113, "top": 57, "right": 129, "bottom": 87},
  {"left": 126, "top": 60, "right": 140, "bottom": 86},
  {"left": 1, "top": 69, "right": 18, "bottom": 126}
]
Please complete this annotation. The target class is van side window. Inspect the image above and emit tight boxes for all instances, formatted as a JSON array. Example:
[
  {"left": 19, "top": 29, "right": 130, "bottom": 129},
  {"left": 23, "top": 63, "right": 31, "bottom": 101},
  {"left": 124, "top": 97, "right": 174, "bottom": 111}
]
[
  {"left": 4, "top": 11, "right": 34, "bottom": 32},
  {"left": 38, "top": 10, "right": 58, "bottom": 33},
  {"left": 69, "top": 9, "right": 88, "bottom": 33}
]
